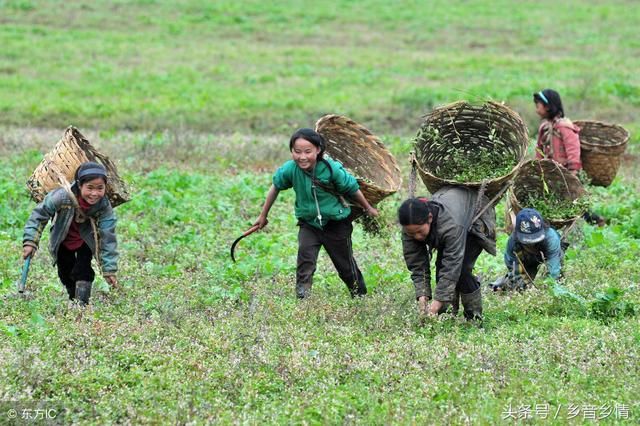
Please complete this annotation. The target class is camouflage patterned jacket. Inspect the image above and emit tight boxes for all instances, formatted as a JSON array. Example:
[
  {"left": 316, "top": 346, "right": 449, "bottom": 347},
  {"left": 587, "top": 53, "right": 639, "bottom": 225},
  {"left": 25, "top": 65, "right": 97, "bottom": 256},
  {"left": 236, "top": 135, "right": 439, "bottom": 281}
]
[
  {"left": 22, "top": 184, "right": 118, "bottom": 275},
  {"left": 402, "top": 186, "right": 496, "bottom": 302}
]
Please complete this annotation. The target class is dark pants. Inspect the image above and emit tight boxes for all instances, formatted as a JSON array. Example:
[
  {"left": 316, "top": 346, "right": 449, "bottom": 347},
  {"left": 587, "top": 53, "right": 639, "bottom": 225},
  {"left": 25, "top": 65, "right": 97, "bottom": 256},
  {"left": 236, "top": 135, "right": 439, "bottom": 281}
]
[
  {"left": 435, "top": 235, "right": 482, "bottom": 295},
  {"left": 57, "top": 243, "right": 95, "bottom": 300},
  {"left": 518, "top": 254, "right": 542, "bottom": 281},
  {"left": 297, "top": 220, "right": 366, "bottom": 298}
]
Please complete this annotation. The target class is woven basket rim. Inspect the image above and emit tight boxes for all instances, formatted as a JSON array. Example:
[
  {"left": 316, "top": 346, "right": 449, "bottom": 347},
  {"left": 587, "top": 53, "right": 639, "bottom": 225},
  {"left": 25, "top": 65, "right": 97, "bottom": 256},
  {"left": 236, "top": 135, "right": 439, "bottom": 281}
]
[
  {"left": 511, "top": 159, "right": 587, "bottom": 224},
  {"left": 315, "top": 114, "right": 402, "bottom": 194},
  {"left": 414, "top": 100, "right": 529, "bottom": 191},
  {"left": 574, "top": 119, "right": 630, "bottom": 148}
]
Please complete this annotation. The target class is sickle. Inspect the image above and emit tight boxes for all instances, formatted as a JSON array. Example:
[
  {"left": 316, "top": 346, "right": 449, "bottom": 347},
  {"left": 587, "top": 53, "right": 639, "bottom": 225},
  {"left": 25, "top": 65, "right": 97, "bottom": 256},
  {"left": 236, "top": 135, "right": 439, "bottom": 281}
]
[{"left": 230, "top": 225, "right": 261, "bottom": 263}]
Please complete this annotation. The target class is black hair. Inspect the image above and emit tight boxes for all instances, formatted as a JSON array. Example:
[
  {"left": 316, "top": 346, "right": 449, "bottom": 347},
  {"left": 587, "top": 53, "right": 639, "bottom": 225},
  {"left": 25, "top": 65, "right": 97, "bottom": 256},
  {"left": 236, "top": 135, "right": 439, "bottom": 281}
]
[
  {"left": 533, "top": 88, "right": 565, "bottom": 119},
  {"left": 289, "top": 128, "right": 326, "bottom": 159},
  {"left": 398, "top": 197, "right": 437, "bottom": 226},
  {"left": 74, "top": 161, "right": 108, "bottom": 186}
]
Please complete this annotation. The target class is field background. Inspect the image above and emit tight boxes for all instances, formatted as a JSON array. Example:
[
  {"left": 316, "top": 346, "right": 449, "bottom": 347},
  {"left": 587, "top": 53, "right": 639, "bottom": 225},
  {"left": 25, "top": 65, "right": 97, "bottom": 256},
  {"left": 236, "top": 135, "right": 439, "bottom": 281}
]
[{"left": 1, "top": 0, "right": 639, "bottom": 424}]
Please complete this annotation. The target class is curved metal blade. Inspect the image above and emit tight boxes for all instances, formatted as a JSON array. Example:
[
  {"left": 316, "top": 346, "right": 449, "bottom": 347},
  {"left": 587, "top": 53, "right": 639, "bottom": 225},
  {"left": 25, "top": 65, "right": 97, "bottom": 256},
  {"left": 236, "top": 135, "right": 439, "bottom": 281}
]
[{"left": 230, "top": 225, "right": 260, "bottom": 263}]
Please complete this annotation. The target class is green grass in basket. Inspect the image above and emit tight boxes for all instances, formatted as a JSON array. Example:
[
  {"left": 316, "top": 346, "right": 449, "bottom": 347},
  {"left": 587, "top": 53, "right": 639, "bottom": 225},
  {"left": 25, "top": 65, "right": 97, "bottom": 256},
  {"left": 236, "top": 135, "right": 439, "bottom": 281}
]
[
  {"left": 436, "top": 149, "right": 517, "bottom": 182},
  {"left": 521, "top": 192, "right": 590, "bottom": 221},
  {"left": 417, "top": 126, "right": 518, "bottom": 182}
]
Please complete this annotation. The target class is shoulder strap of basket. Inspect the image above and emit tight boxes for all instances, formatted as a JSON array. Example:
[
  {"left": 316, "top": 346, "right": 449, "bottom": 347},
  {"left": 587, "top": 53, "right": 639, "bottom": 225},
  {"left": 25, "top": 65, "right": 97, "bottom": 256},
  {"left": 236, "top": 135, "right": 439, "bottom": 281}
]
[
  {"left": 408, "top": 151, "right": 418, "bottom": 198},
  {"left": 467, "top": 179, "right": 514, "bottom": 231},
  {"left": 49, "top": 161, "right": 103, "bottom": 273},
  {"left": 303, "top": 160, "right": 353, "bottom": 207}
]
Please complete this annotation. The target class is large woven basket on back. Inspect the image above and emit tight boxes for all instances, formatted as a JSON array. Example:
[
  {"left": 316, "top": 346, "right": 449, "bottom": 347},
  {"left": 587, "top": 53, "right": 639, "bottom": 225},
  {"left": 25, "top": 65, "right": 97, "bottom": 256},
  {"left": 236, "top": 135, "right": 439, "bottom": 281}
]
[
  {"left": 27, "top": 126, "right": 130, "bottom": 207},
  {"left": 509, "top": 159, "right": 587, "bottom": 229},
  {"left": 574, "top": 120, "right": 629, "bottom": 187},
  {"left": 315, "top": 114, "right": 402, "bottom": 209},
  {"left": 414, "top": 101, "right": 528, "bottom": 199}
]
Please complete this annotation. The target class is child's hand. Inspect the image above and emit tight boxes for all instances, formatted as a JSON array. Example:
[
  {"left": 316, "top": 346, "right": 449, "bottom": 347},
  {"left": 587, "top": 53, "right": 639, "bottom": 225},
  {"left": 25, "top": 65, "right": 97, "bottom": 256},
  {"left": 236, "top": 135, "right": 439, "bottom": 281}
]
[
  {"left": 105, "top": 275, "right": 119, "bottom": 288},
  {"left": 365, "top": 207, "right": 379, "bottom": 217},
  {"left": 253, "top": 216, "right": 269, "bottom": 229},
  {"left": 22, "top": 245, "right": 35, "bottom": 259}
]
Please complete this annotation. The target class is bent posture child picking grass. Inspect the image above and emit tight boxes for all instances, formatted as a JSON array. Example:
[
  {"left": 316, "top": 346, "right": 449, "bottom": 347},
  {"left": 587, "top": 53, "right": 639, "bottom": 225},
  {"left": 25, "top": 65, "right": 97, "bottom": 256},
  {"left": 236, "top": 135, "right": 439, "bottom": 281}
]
[
  {"left": 254, "top": 128, "right": 378, "bottom": 299},
  {"left": 22, "top": 162, "right": 118, "bottom": 305}
]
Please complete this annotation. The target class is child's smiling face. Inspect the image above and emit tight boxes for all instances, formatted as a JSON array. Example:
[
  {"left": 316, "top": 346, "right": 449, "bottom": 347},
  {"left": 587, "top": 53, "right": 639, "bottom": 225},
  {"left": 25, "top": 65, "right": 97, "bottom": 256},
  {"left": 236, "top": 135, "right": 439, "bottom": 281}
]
[
  {"left": 535, "top": 101, "right": 549, "bottom": 119},
  {"left": 79, "top": 177, "right": 106, "bottom": 205},
  {"left": 291, "top": 138, "right": 321, "bottom": 171}
]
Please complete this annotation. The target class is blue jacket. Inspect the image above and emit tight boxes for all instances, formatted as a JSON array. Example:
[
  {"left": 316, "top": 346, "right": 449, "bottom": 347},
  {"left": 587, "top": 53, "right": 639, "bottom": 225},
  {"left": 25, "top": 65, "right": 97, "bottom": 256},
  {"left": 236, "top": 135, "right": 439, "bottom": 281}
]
[
  {"left": 504, "top": 227, "right": 562, "bottom": 279},
  {"left": 23, "top": 184, "right": 118, "bottom": 275}
]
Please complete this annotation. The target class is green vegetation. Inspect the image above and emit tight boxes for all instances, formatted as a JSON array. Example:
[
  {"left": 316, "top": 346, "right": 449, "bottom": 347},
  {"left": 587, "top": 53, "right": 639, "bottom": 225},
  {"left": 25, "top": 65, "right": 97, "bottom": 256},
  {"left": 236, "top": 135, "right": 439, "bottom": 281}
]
[
  {"left": 1, "top": 0, "right": 639, "bottom": 135},
  {"left": 435, "top": 146, "right": 516, "bottom": 182},
  {"left": 521, "top": 191, "right": 590, "bottom": 222},
  {"left": 1, "top": 0, "right": 639, "bottom": 423}
]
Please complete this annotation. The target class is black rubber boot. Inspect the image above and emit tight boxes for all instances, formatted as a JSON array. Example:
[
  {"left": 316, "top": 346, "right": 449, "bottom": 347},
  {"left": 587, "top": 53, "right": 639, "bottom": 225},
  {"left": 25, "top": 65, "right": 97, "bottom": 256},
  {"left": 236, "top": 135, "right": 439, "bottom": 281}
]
[
  {"left": 296, "top": 281, "right": 312, "bottom": 299},
  {"left": 64, "top": 283, "right": 76, "bottom": 300},
  {"left": 450, "top": 290, "right": 460, "bottom": 316},
  {"left": 348, "top": 279, "right": 367, "bottom": 298},
  {"left": 75, "top": 280, "right": 92, "bottom": 305},
  {"left": 461, "top": 288, "right": 483, "bottom": 321}
]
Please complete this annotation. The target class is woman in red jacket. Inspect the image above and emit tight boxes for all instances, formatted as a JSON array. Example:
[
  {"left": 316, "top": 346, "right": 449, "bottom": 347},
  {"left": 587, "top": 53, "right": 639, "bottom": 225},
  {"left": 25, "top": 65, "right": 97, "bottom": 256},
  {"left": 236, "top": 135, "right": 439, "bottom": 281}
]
[{"left": 533, "top": 88, "right": 605, "bottom": 226}]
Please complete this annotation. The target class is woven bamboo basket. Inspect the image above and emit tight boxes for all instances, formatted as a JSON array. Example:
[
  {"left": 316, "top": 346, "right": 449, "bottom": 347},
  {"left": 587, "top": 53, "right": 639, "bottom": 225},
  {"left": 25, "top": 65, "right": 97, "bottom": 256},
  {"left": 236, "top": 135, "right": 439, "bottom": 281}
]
[
  {"left": 27, "top": 126, "right": 130, "bottom": 207},
  {"left": 509, "top": 159, "right": 587, "bottom": 229},
  {"left": 414, "top": 101, "right": 529, "bottom": 199},
  {"left": 315, "top": 114, "right": 402, "bottom": 210},
  {"left": 574, "top": 120, "right": 629, "bottom": 187}
]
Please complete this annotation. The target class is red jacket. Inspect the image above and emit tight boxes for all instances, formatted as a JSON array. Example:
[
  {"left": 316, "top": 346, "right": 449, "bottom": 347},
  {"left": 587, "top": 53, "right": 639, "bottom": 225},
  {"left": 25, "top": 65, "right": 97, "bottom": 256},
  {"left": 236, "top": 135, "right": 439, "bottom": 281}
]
[{"left": 535, "top": 118, "right": 582, "bottom": 171}]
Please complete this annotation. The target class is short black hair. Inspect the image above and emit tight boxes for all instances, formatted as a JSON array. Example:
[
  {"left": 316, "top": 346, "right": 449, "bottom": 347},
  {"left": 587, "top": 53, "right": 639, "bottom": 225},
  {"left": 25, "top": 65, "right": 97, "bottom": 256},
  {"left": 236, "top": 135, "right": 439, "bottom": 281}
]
[
  {"left": 533, "top": 88, "right": 565, "bottom": 119},
  {"left": 75, "top": 161, "right": 108, "bottom": 186},
  {"left": 398, "top": 197, "right": 437, "bottom": 226},
  {"left": 289, "top": 128, "right": 326, "bottom": 158}
]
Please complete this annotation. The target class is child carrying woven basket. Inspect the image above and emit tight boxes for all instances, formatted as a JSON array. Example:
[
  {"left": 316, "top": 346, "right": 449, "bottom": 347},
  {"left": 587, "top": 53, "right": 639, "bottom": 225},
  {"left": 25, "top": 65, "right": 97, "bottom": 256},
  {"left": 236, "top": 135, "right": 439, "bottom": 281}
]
[
  {"left": 22, "top": 162, "right": 119, "bottom": 305},
  {"left": 253, "top": 128, "right": 378, "bottom": 299},
  {"left": 533, "top": 89, "right": 605, "bottom": 226},
  {"left": 398, "top": 188, "right": 497, "bottom": 321}
]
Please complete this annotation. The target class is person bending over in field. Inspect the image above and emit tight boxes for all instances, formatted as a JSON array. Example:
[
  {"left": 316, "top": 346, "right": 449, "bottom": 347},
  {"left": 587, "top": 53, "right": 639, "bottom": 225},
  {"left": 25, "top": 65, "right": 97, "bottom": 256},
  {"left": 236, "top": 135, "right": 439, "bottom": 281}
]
[
  {"left": 22, "top": 162, "right": 119, "bottom": 305},
  {"left": 398, "top": 187, "right": 496, "bottom": 320},
  {"left": 491, "top": 208, "right": 564, "bottom": 291},
  {"left": 253, "top": 128, "right": 378, "bottom": 299},
  {"left": 534, "top": 88, "right": 605, "bottom": 226}
]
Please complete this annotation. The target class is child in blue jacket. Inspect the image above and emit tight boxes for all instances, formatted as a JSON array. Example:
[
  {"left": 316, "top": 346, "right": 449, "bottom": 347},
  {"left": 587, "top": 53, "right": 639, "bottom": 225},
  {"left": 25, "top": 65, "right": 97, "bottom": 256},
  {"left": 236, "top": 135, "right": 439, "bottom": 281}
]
[
  {"left": 492, "top": 208, "right": 563, "bottom": 291},
  {"left": 22, "top": 162, "right": 118, "bottom": 304}
]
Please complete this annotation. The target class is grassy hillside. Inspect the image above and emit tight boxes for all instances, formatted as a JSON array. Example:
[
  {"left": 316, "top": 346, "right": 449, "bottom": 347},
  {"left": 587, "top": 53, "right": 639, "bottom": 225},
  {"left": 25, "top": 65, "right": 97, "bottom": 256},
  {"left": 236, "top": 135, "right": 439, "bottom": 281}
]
[
  {"left": 1, "top": 0, "right": 639, "bottom": 134},
  {"left": 1, "top": 0, "right": 639, "bottom": 424}
]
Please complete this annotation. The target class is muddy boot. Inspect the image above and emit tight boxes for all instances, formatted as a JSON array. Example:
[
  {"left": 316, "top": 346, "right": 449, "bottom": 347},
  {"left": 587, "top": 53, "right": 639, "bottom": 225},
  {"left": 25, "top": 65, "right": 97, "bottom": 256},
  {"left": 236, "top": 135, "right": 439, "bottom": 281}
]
[
  {"left": 489, "top": 274, "right": 510, "bottom": 292},
  {"left": 461, "top": 288, "right": 483, "bottom": 321},
  {"left": 348, "top": 279, "right": 367, "bottom": 298},
  {"left": 75, "top": 280, "right": 92, "bottom": 306},
  {"left": 64, "top": 283, "right": 76, "bottom": 300},
  {"left": 296, "top": 280, "right": 312, "bottom": 299},
  {"left": 450, "top": 291, "right": 460, "bottom": 316}
]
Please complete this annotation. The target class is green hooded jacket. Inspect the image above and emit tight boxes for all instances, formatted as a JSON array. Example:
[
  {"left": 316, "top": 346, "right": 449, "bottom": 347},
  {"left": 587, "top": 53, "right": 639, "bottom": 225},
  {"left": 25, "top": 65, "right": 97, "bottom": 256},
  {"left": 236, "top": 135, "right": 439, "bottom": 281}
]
[{"left": 273, "top": 157, "right": 359, "bottom": 229}]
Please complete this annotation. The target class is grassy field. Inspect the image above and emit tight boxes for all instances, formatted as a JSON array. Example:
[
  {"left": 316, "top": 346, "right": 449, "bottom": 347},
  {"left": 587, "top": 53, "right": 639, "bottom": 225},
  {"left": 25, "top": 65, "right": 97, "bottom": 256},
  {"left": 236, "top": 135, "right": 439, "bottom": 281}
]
[{"left": 1, "top": 0, "right": 640, "bottom": 424}]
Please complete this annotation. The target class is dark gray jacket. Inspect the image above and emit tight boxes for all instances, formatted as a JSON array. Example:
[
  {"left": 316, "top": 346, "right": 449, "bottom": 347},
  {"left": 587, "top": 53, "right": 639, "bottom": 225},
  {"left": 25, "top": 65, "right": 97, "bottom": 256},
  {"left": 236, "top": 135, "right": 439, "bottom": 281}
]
[
  {"left": 402, "top": 186, "right": 496, "bottom": 301},
  {"left": 23, "top": 185, "right": 118, "bottom": 275}
]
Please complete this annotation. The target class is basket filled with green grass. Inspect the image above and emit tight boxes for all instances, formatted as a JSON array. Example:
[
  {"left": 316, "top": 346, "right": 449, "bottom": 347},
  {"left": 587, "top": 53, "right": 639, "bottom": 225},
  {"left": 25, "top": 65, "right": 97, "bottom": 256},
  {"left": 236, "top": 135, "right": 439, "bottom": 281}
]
[
  {"left": 509, "top": 159, "right": 588, "bottom": 228},
  {"left": 413, "top": 100, "right": 529, "bottom": 199},
  {"left": 574, "top": 120, "right": 629, "bottom": 187}
]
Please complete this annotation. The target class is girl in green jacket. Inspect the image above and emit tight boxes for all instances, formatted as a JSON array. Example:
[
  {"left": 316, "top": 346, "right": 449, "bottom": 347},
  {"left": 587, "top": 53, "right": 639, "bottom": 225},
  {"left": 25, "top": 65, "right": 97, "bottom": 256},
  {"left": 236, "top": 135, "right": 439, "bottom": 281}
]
[{"left": 254, "top": 128, "right": 378, "bottom": 299}]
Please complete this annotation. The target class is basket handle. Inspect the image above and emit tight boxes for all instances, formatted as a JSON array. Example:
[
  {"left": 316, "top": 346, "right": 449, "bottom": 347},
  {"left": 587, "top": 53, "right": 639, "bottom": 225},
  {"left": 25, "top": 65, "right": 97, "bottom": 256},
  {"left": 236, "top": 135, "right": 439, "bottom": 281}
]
[{"left": 408, "top": 151, "right": 418, "bottom": 198}]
